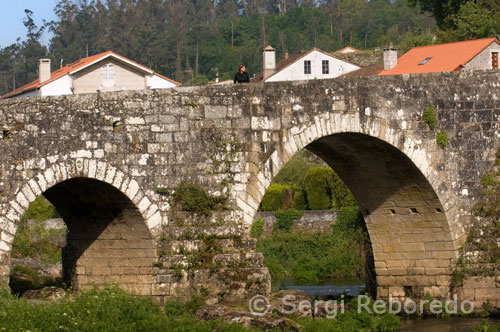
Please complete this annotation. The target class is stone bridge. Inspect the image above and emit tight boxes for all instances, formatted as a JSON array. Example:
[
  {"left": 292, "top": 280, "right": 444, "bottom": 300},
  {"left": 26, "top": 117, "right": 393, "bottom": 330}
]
[{"left": 0, "top": 70, "right": 499, "bottom": 305}]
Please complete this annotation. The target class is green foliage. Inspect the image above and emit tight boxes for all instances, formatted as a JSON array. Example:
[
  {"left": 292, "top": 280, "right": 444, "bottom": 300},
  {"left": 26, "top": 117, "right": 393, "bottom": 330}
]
[
  {"left": 260, "top": 183, "right": 291, "bottom": 211},
  {"left": 292, "top": 188, "right": 308, "bottom": 210},
  {"left": 436, "top": 130, "right": 448, "bottom": 148},
  {"left": 12, "top": 196, "right": 64, "bottom": 264},
  {"left": 423, "top": 106, "right": 437, "bottom": 130},
  {"left": 0, "top": 286, "right": 401, "bottom": 332},
  {"left": 273, "top": 150, "right": 326, "bottom": 187},
  {"left": 22, "top": 195, "right": 56, "bottom": 222},
  {"left": 453, "top": 1, "right": 498, "bottom": 40},
  {"left": 474, "top": 319, "right": 500, "bottom": 332},
  {"left": 273, "top": 209, "right": 303, "bottom": 233},
  {"left": 250, "top": 217, "right": 265, "bottom": 238},
  {"left": 258, "top": 208, "right": 368, "bottom": 283},
  {"left": 303, "top": 167, "right": 334, "bottom": 210},
  {"left": 171, "top": 180, "right": 228, "bottom": 216}
]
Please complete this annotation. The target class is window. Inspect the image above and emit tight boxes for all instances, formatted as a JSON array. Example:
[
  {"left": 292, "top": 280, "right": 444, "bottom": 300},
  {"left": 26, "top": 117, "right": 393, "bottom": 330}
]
[
  {"left": 322, "top": 60, "right": 329, "bottom": 74},
  {"left": 492, "top": 52, "right": 498, "bottom": 69},
  {"left": 102, "top": 63, "right": 115, "bottom": 87},
  {"left": 418, "top": 57, "right": 432, "bottom": 65},
  {"left": 304, "top": 60, "right": 311, "bottom": 74}
]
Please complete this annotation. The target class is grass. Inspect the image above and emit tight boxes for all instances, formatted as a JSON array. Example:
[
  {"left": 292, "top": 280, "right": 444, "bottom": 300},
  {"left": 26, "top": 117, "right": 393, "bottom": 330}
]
[
  {"left": 256, "top": 208, "right": 368, "bottom": 284},
  {"left": 0, "top": 286, "right": 400, "bottom": 332}
]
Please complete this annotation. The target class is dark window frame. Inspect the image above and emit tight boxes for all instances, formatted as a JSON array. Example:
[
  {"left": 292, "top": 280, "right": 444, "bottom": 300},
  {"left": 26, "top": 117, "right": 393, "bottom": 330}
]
[
  {"left": 322, "top": 60, "right": 329, "bottom": 74},
  {"left": 304, "top": 60, "right": 311, "bottom": 74}
]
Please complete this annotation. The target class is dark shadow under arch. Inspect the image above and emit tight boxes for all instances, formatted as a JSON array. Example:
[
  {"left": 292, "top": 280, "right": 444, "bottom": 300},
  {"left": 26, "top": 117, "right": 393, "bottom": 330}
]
[{"left": 38, "top": 177, "right": 157, "bottom": 294}]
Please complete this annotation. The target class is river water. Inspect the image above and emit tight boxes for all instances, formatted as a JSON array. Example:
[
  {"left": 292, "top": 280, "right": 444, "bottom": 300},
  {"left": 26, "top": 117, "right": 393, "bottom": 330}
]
[{"left": 272, "top": 280, "right": 500, "bottom": 331}]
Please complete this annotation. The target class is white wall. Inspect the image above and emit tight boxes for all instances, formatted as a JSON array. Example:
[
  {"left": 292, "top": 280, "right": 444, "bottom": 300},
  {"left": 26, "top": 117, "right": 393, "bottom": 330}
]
[
  {"left": 463, "top": 41, "right": 500, "bottom": 71},
  {"left": 266, "top": 50, "right": 360, "bottom": 82},
  {"left": 146, "top": 74, "right": 178, "bottom": 89},
  {"left": 41, "top": 75, "right": 73, "bottom": 96}
]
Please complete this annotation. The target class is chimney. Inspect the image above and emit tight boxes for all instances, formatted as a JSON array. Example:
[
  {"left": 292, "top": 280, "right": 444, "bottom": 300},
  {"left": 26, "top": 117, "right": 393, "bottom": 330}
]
[
  {"left": 383, "top": 44, "right": 398, "bottom": 71},
  {"left": 262, "top": 45, "right": 276, "bottom": 81},
  {"left": 38, "top": 59, "right": 51, "bottom": 83}
]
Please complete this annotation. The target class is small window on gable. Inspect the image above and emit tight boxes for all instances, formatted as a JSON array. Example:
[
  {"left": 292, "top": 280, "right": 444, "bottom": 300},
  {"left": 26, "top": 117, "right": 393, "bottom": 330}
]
[
  {"left": 102, "top": 63, "right": 115, "bottom": 87},
  {"left": 304, "top": 60, "right": 311, "bottom": 74},
  {"left": 418, "top": 57, "right": 432, "bottom": 65},
  {"left": 322, "top": 60, "right": 329, "bottom": 74}
]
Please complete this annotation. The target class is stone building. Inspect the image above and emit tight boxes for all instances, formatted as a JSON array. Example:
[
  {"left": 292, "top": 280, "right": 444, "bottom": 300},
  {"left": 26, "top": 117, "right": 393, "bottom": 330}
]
[
  {"left": 379, "top": 37, "right": 500, "bottom": 75},
  {"left": 2, "top": 51, "right": 181, "bottom": 99}
]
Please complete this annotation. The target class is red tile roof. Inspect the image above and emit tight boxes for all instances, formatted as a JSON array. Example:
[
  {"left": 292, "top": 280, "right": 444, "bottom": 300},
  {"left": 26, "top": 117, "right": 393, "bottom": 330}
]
[
  {"left": 3, "top": 51, "right": 181, "bottom": 98},
  {"left": 337, "top": 46, "right": 361, "bottom": 53},
  {"left": 379, "top": 38, "right": 500, "bottom": 76}
]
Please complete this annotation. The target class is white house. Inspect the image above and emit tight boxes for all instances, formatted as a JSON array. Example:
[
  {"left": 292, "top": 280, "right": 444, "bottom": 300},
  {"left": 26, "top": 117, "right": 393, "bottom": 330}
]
[
  {"left": 3, "top": 51, "right": 181, "bottom": 98},
  {"left": 255, "top": 46, "right": 360, "bottom": 82}
]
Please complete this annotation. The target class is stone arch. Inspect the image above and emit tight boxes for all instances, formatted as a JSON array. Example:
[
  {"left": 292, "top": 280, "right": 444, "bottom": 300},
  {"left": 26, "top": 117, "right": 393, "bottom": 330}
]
[
  {"left": 0, "top": 157, "right": 163, "bottom": 295},
  {"left": 238, "top": 111, "right": 458, "bottom": 299}
]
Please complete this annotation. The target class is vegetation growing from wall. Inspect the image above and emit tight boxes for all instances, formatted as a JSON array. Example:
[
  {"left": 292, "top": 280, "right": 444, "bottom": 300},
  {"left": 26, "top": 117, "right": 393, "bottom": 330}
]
[
  {"left": 11, "top": 196, "right": 64, "bottom": 264},
  {"left": 453, "top": 148, "right": 500, "bottom": 283},
  {"left": 423, "top": 106, "right": 437, "bottom": 130},
  {"left": 255, "top": 207, "right": 368, "bottom": 284},
  {"left": 260, "top": 150, "right": 357, "bottom": 211},
  {"left": 436, "top": 130, "right": 448, "bottom": 148},
  {"left": 171, "top": 180, "right": 228, "bottom": 217}
]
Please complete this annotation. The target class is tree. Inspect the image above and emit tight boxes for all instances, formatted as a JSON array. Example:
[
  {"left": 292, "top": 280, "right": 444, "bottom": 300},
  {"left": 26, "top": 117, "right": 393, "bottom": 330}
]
[{"left": 453, "top": 1, "right": 498, "bottom": 40}]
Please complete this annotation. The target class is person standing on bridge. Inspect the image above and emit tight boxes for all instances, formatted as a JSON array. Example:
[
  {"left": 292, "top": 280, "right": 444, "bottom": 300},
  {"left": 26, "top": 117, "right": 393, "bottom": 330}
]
[{"left": 234, "top": 64, "right": 250, "bottom": 83}]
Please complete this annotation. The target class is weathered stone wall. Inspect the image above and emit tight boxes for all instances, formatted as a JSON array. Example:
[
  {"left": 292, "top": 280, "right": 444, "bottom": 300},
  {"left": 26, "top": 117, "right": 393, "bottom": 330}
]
[
  {"left": 0, "top": 70, "right": 499, "bottom": 305},
  {"left": 255, "top": 210, "right": 337, "bottom": 235}
]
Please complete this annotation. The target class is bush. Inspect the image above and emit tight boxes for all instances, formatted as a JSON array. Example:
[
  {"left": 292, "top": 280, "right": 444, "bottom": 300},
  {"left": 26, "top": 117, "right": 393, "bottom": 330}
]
[
  {"left": 273, "top": 209, "right": 303, "bottom": 233},
  {"left": 260, "top": 183, "right": 291, "bottom": 211},
  {"left": 292, "top": 187, "right": 308, "bottom": 210},
  {"left": 250, "top": 217, "right": 265, "bottom": 238},
  {"left": 303, "top": 167, "right": 334, "bottom": 210}
]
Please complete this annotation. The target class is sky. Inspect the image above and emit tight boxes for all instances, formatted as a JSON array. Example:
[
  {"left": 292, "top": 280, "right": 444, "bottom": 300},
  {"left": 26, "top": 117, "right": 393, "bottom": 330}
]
[{"left": 0, "top": 0, "right": 58, "bottom": 47}]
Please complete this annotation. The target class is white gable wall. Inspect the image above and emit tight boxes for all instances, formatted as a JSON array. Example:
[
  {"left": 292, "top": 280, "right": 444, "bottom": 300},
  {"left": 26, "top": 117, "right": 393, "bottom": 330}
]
[
  {"left": 146, "top": 74, "right": 178, "bottom": 89},
  {"left": 41, "top": 75, "right": 73, "bottom": 97},
  {"left": 463, "top": 41, "right": 500, "bottom": 70},
  {"left": 266, "top": 50, "right": 360, "bottom": 82}
]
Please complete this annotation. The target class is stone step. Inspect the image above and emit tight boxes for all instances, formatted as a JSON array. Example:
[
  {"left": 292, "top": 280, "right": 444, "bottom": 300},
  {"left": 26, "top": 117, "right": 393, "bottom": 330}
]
[{"left": 160, "top": 238, "right": 257, "bottom": 255}]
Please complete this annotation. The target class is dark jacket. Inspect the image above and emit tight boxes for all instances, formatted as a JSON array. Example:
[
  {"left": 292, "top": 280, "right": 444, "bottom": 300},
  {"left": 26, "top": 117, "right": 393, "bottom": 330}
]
[{"left": 234, "top": 71, "right": 250, "bottom": 83}]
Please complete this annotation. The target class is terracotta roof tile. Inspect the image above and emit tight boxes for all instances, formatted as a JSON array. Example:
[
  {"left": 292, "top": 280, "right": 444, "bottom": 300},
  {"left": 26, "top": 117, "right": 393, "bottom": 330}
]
[{"left": 379, "top": 38, "right": 499, "bottom": 76}]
